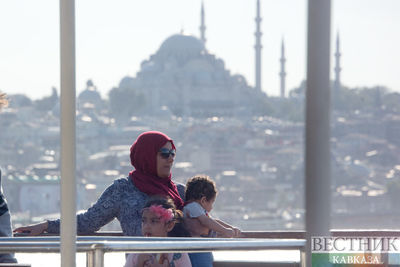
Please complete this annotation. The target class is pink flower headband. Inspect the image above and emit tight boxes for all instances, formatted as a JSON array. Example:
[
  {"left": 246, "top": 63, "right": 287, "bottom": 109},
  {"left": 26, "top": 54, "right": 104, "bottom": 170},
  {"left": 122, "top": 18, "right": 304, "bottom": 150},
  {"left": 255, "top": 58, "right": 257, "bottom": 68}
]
[{"left": 145, "top": 204, "right": 174, "bottom": 223}]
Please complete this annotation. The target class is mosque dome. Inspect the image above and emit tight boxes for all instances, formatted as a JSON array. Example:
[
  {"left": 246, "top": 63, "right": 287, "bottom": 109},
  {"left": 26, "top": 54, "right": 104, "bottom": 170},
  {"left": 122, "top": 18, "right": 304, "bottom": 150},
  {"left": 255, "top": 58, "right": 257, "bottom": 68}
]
[
  {"left": 78, "top": 88, "right": 101, "bottom": 103},
  {"left": 78, "top": 80, "right": 102, "bottom": 105},
  {"left": 155, "top": 34, "right": 205, "bottom": 65},
  {"left": 119, "top": 76, "right": 135, "bottom": 88}
]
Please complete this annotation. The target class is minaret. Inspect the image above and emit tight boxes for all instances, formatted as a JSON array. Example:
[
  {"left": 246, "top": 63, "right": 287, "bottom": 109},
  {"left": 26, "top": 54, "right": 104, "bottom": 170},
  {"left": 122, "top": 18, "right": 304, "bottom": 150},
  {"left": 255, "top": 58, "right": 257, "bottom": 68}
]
[
  {"left": 254, "top": 0, "right": 262, "bottom": 93},
  {"left": 334, "top": 32, "right": 341, "bottom": 94},
  {"left": 279, "top": 38, "right": 287, "bottom": 98},
  {"left": 200, "top": 1, "right": 206, "bottom": 45}
]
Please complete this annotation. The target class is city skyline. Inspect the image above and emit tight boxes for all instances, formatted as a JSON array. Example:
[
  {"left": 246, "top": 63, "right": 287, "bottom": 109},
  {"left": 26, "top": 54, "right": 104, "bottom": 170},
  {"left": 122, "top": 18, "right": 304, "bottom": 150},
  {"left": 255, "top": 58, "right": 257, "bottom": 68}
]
[{"left": 0, "top": 0, "right": 399, "bottom": 100}]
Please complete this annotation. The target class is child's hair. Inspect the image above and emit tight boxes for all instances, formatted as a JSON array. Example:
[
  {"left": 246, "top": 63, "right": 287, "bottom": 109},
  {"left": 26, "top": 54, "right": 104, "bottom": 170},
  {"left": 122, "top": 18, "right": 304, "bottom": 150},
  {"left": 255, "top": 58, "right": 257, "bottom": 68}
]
[
  {"left": 143, "top": 196, "right": 190, "bottom": 237},
  {"left": 185, "top": 174, "right": 217, "bottom": 202}
]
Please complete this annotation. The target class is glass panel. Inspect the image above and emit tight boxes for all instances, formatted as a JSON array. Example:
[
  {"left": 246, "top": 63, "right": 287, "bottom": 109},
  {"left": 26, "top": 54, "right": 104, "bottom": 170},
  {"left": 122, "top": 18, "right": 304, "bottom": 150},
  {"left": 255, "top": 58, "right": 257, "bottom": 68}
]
[
  {"left": 331, "top": 0, "right": 400, "bottom": 229},
  {"left": 1, "top": 0, "right": 398, "bottom": 235},
  {"left": 0, "top": 1, "right": 60, "bottom": 226}
]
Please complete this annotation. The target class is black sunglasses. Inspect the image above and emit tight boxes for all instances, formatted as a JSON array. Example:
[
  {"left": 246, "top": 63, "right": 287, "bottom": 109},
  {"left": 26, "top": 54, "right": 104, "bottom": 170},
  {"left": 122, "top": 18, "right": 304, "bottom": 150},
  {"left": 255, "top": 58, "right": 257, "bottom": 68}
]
[{"left": 159, "top": 148, "right": 176, "bottom": 159}]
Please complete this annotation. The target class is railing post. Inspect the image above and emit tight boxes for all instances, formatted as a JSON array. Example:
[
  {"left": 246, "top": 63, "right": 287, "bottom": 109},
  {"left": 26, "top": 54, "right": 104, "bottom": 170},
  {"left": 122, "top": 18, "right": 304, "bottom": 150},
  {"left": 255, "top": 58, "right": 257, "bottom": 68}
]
[
  {"left": 86, "top": 251, "right": 94, "bottom": 267},
  {"left": 86, "top": 248, "right": 104, "bottom": 267},
  {"left": 93, "top": 247, "right": 105, "bottom": 267},
  {"left": 305, "top": 0, "right": 331, "bottom": 266},
  {"left": 300, "top": 248, "right": 307, "bottom": 267}
]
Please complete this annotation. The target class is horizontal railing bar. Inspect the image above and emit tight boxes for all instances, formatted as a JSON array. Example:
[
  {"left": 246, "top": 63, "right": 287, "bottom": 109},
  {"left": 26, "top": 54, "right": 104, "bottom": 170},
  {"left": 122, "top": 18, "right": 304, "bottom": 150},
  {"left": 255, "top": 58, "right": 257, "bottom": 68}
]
[
  {"left": 11, "top": 231, "right": 399, "bottom": 242},
  {"left": 0, "top": 238, "right": 305, "bottom": 253},
  {"left": 7, "top": 236, "right": 219, "bottom": 242},
  {"left": 15, "top": 230, "right": 400, "bottom": 238},
  {"left": 98, "top": 240, "right": 306, "bottom": 253},
  {"left": 0, "top": 242, "right": 96, "bottom": 253},
  {"left": 243, "top": 230, "right": 400, "bottom": 238}
]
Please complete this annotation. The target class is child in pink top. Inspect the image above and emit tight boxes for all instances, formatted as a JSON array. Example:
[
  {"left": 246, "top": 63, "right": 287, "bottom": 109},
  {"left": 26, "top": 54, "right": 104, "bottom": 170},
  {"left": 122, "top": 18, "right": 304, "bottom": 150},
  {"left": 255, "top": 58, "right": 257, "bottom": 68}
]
[{"left": 124, "top": 197, "right": 191, "bottom": 267}]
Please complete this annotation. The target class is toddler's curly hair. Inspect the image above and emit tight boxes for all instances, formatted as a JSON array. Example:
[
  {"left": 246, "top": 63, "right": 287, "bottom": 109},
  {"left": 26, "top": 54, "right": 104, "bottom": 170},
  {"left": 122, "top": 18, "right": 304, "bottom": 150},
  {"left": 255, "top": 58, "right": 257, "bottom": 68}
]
[{"left": 185, "top": 174, "right": 217, "bottom": 202}]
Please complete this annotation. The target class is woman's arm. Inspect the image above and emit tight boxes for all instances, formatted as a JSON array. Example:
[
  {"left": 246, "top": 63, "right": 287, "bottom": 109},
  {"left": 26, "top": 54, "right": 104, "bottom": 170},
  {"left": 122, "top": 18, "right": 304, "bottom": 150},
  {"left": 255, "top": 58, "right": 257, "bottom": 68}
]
[
  {"left": 15, "top": 179, "right": 123, "bottom": 235},
  {"left": 54, "top": 179, "right": 122, "bottom": 234}
]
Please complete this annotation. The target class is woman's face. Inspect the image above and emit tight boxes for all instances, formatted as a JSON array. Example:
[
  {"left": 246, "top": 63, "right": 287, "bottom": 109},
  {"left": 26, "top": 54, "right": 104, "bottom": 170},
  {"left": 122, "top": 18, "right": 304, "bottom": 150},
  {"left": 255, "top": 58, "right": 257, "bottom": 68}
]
[{"left": 156, "top": 141, "right": 175, "bottom": 178}]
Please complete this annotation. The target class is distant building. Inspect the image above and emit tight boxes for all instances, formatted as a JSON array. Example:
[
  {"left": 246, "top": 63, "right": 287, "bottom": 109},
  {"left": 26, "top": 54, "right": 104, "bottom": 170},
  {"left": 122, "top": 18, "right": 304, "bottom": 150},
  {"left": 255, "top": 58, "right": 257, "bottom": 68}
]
[
  {"left": 254, "top": 0, "right": 263, "bottom": 94},
  {"left": 333, "top": 32, "right": 342, "bottom": 95},
  {"left": 78, "top": 79, "right": 104, "bottom": 111},
  {"left": 115, "top": 34, "right": 266, "bottom": 117},
  {"left": 279, "top": 39, "right": 286, "bottom": 98}
]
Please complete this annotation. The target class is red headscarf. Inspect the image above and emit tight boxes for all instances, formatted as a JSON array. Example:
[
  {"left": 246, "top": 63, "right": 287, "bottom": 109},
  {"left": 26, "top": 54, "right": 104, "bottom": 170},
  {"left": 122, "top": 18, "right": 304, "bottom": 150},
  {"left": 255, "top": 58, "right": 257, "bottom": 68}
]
[{"left": 129, "top": 131, "right": 184, "bottom": 210}]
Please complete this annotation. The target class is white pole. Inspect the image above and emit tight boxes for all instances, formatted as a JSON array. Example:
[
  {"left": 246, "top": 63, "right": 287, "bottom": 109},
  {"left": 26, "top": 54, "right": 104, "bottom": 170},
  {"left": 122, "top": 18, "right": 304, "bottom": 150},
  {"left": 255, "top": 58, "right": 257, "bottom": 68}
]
[
  {"left": 305, "top": 0, "right": 331, "bottom": 266},
  {"left": 60, "top": 0, "right": 76, "bottom": 266}
]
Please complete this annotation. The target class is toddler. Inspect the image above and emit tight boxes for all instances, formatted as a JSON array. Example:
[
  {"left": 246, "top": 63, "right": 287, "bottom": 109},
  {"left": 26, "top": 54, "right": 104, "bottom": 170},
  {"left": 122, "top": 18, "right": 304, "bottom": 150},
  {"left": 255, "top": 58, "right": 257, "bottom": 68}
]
[
  {"left": 124, "top": 197, "right": 192, "bottom": 267},
  {"left": 183, "top": 175, "right": 241, "bottom": 238}
]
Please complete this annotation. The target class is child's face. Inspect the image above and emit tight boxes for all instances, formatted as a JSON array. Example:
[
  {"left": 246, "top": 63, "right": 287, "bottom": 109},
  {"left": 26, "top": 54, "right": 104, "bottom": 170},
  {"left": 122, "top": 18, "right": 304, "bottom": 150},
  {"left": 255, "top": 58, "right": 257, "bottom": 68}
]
[
  {"left": 200, "top": 196, "right": 216, "bottom": 213},
  {"left": 141, "top": 209, "right": 174, "bottom": 237}
]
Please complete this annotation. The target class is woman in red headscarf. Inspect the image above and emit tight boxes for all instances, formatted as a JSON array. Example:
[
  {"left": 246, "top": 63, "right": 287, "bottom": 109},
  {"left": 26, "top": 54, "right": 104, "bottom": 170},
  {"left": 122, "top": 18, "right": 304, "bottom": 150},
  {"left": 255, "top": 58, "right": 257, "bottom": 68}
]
[
  {"left": 14, "top": 131, "right": 185, "bottom": 236},
  {"left": 130, "top": 131, "right": 183, "bottom": 210}
]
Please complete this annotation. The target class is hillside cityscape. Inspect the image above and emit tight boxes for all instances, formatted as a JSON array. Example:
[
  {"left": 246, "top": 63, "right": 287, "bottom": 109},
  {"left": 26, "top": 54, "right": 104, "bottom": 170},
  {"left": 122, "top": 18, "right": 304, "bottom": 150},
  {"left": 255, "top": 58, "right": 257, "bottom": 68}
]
[
  {"left": 1, "top": 70, "right": 400, "bottom": 231},
  {"left": 1, "top": 20, "right": 400, "bottom": 231}
]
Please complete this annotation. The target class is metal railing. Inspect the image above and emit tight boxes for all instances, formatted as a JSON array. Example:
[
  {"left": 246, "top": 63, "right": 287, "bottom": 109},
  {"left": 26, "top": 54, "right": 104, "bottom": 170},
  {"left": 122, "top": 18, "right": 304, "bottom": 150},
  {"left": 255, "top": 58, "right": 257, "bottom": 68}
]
[
  {"left": 7, "top": 230, "right": 400, "bottom": 266},
  {"left": 0, "top": 236, "right": 306, "bottom": 267}
]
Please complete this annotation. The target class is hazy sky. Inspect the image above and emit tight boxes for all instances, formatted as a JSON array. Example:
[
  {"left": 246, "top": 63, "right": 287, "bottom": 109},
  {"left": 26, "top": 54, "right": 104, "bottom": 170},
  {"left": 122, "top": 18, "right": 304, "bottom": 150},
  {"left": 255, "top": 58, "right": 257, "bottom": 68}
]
[{"left": 0, "top": 0, "right": 399, "bottom": 100}]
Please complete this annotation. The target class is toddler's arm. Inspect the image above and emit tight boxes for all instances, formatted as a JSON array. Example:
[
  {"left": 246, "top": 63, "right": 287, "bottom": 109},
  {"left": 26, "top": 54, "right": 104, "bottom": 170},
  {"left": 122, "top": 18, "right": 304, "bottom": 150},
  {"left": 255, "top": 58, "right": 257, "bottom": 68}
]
[
  {"left": 215, "top": 219, "right": 241, "bottom": 237},
  {"left": 197, "top": 215, "right": 234, "bottom": 237},
  {"left": 184, "top": 217, "right": 210, "bottom": 237}
]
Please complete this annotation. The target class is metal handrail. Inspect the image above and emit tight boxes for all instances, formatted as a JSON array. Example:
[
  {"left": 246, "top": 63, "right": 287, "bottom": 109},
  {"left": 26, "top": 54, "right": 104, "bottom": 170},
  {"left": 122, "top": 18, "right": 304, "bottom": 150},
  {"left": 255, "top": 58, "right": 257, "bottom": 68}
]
[
  {"left": 0, "top": 237, "right": 306, "bottom": 267},
  {"left": 16, "top": 229, "right": 400, "bottom": 238}
]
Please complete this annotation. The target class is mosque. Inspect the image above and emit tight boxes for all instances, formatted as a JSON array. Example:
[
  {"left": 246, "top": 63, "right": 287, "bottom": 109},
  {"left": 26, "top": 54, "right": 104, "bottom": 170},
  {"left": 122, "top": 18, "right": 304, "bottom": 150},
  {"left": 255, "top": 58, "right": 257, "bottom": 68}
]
[
  {"left": 110, "top": 1, "right": 269, "bottom": 118},
  {"left": 82, "top": 1, "right": 343, "bottom": 118}
]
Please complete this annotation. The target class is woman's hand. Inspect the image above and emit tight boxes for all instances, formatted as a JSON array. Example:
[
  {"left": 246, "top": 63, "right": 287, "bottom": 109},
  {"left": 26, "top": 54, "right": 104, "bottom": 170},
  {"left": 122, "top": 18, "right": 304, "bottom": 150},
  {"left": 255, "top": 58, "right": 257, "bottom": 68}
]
[{"left": 13, "top": 221, "right": 48, "bottom": 236}]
